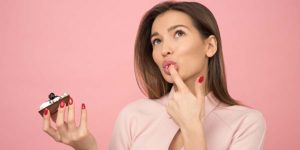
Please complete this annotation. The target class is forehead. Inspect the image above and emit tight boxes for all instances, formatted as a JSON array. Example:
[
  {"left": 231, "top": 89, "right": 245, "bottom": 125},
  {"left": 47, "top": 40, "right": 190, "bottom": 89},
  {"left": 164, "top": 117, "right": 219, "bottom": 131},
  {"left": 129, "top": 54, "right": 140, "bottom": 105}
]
[{"left": 151, "top": 10, "right": 194, "bottom": 33}]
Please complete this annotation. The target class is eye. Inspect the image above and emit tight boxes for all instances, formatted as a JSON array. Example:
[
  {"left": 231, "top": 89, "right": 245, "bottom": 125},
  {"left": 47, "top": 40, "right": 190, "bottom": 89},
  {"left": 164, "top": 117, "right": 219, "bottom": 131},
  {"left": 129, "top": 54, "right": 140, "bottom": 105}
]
[
  {"left": 152, "top": 38, "right": 161, "bottom": 46},
  {"left": 175, "top": 30, "right": 185, "bottom": 38}
]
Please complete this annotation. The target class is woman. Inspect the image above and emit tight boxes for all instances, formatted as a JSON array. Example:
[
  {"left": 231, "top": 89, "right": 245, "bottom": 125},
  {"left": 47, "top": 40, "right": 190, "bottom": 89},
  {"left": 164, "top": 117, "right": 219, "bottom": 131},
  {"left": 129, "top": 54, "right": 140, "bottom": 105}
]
[{"left": 42, "top": 1, "right": 266, "bottom": 150}]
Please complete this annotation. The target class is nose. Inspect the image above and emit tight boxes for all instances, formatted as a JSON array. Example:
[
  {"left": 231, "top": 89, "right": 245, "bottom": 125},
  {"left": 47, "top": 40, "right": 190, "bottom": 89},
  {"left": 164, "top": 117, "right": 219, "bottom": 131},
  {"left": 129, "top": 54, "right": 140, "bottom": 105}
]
[{"left": 161, "top": 43, "right": 173, "bottom": 57}]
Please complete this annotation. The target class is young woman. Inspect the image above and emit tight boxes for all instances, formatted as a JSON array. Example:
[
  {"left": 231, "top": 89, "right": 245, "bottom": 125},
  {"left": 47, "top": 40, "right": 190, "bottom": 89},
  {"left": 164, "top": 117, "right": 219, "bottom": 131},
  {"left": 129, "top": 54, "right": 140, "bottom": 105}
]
[{"left": 42, "top": 1, "right": 266, "bottom": 150}]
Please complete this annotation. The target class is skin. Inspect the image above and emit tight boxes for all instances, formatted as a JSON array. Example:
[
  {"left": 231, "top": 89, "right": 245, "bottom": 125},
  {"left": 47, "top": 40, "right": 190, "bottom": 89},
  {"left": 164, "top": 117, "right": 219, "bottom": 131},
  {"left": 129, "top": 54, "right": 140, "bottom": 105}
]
[
  {"left": 42, "top": 9, "right": 217, "bottom": 150},
  {"left": 151, "top": 10, "right": 217, "bottom": 150},
  {"left": 42, "top": 99, "right": 98, "bottom": 150}
]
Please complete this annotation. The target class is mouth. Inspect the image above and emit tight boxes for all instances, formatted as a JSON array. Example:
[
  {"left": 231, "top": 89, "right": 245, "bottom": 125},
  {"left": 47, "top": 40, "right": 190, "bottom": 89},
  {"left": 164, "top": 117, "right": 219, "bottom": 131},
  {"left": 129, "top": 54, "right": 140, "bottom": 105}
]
[{"left": 162, "top": 60, "right": 178, "bottom": 75}]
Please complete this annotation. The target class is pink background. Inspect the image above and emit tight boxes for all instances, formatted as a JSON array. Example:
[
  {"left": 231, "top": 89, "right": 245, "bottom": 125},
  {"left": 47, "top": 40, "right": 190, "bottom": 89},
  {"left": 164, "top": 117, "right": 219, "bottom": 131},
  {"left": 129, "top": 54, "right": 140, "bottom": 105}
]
[{"left": 1, "top": 0, "right": 300, "bottom": 149}]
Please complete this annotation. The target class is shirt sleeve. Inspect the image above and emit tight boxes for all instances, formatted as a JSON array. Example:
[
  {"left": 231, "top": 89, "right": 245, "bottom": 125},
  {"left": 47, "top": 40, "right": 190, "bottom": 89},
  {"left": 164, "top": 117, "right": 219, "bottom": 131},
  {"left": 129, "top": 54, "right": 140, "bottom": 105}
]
[
  {"left": 109, "top": 107, "right": 136, "bottom": 150},
  {"left": 229, "top": 110, "right": 267, "bottom": 150}
]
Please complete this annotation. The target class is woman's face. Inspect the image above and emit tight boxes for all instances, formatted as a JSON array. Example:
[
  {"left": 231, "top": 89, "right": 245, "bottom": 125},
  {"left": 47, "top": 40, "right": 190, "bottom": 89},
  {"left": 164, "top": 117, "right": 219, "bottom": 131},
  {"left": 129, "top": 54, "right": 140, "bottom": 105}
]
[{"left": 151, "top": 10, "right": 214, "bottom": 84}]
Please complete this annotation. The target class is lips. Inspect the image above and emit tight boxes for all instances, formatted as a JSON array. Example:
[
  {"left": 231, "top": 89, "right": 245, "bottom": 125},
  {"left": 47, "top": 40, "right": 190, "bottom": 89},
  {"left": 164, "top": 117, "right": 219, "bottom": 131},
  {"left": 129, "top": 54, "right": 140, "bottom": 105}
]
[{"left": 162, "top": 60, "right": 178, "bottom": 75}]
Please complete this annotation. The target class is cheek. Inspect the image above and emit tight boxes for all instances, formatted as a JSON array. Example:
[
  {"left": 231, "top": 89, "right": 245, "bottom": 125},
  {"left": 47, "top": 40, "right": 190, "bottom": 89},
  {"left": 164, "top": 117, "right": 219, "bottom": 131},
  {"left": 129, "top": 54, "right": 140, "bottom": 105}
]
[
  {"left": 180, "top": 54, "right": 204, "bottom": 71},
  {"left": 178, "top": 45, "right": 206, "bottom": 75},
  {"left": 178, "top": 42, "right": 204, "bottom": 64}
]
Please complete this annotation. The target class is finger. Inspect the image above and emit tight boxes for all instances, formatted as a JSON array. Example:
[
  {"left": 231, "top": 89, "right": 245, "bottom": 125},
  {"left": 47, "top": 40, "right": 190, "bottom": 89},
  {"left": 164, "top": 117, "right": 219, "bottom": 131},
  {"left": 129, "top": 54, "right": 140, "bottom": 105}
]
[
  {"left": 56, "top": 101, "right": 68, "bottom": 135},
  {"left": 43, "top": 108, "right": 59, "bottom": 140},
  {"left": 67, "top": 97, "right": 76, "bottom": 130},
  {"left": 194, "top": 75, "right": 205, "bottom": 100},
  {"left": 79, "top": 103, "right": 88, "bottom": 129},
  {"left": 169, "top": 65, "right": 189, "bottom": 92}
]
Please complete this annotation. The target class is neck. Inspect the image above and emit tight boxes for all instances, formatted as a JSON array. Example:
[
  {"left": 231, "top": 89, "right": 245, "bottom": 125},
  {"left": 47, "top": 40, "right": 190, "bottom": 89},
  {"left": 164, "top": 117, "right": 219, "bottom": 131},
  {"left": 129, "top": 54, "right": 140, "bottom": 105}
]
[{"left": 175, "top": 68, "right": 209, "bottom": 97}]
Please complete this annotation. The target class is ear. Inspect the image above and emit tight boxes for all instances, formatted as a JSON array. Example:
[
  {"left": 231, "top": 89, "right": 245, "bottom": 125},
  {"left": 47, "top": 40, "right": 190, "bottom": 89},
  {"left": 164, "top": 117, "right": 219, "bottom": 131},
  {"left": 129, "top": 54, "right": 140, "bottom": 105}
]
[{"left": 205, "top": 35, "right": 217, "bottom": 58}]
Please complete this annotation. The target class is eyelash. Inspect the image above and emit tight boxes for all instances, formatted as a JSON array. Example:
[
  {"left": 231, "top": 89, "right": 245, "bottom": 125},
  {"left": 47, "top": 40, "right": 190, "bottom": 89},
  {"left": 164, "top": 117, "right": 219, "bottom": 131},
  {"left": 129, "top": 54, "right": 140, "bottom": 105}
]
[
  {"left": 175, "top": 30, "right": 185, "bottom": 38},
  {"left": 151, "top": 30, "right": 186, "bottom": 46},
  {"left": 152, "top": 38, "right": 161, "bottom": 46}
]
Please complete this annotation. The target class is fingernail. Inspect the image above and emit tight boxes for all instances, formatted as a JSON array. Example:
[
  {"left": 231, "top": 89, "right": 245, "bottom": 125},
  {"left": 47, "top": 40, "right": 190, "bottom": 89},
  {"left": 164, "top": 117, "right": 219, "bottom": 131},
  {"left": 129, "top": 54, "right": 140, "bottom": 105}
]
[
  {"left": 44, "top": 108, "right": 48, "bottom": 116},
  {"left": 82, "top": 103, "right": 86, "bottom": 109},
  {"left": 198, "top": 76, "right": 204, "bottom": 83},
  {"left": 69, "top": 98, "right": 73, "bottom": 105},
  {"left": 60, "top": 100, "right": 65, "bottom": 108}
]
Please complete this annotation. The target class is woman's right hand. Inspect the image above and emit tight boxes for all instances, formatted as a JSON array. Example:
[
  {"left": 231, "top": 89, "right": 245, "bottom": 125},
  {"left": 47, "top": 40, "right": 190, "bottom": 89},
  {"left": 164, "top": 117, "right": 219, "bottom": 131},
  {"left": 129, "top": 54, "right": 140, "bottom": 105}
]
[{"left": 42, "top": 98, "right": 98, "bottom": 150}]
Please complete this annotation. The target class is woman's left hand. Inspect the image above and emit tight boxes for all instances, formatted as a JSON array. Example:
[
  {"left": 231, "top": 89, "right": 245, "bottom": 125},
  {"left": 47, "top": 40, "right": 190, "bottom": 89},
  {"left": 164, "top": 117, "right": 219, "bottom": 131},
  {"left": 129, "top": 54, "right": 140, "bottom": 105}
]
[{"left": 166, "top": 65, "right": 205, "bottom": 129}]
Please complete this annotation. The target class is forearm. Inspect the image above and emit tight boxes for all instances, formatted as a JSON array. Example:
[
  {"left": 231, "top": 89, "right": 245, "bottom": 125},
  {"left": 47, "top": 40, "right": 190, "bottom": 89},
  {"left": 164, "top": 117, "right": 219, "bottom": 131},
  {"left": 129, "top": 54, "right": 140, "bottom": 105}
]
[{"left": 181, "top": 121, "right": 206, "bottom": 150}]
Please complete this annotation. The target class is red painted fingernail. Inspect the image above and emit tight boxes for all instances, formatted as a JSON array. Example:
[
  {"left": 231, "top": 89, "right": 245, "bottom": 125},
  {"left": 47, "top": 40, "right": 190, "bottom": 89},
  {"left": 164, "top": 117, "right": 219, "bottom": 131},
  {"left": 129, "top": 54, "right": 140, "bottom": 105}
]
[
  {"left": 81, "top": 103, "right": 86, "bottom": 109},
  {"left": 60, "top": 100, "right": 65, "bottom": 108},
  {"left": 69, "top": 98, "right": 73, "bottom": 105},
  {"left": 44, "top": 108, "right": 48, "bottom": 116},
  {"left": 198, "top": 76, "right": 204, "bottom": 83}
]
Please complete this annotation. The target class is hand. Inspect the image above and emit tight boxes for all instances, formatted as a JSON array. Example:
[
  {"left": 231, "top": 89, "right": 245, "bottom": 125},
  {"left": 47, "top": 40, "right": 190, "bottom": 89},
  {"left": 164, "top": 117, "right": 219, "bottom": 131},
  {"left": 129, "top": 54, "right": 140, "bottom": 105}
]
[
  {"left": 42, "top": 98, "right": 98, "bottom": 150},
  {"left": 166, "top": 65, "right": 205, "bottom": 129}
]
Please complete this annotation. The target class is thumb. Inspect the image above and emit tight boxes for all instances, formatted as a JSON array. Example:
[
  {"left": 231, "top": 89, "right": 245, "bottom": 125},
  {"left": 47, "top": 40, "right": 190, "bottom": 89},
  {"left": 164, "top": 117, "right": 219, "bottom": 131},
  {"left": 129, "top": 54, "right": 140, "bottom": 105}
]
[{"left": 194, "top": 75, "right": 205, "bottom": 100}]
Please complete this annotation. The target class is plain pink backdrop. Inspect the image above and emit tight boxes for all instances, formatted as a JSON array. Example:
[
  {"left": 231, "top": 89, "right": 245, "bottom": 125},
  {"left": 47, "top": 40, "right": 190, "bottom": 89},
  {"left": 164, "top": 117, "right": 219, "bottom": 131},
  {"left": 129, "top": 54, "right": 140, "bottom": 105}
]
[{"left": 1, "top": 0, "right": 299, "bottom": 149}]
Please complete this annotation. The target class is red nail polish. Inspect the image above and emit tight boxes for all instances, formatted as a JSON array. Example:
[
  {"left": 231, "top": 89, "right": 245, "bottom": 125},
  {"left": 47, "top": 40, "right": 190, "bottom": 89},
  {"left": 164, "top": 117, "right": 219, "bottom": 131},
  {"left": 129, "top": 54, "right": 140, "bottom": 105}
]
[
  {"left": 60, "top": 101, "right": 65, "bottom": 108},
  {"left": 69, "top": 98, "right": 73, "bottom": 105},
  {"left": 198, "top": 76, "right": 204, "bottom": 83},
  {"left": 82, "top": 103, "right": 86, "bottom": 109},
  {"left": 44, "top": 108, "right": 48, "bottom": 116}
]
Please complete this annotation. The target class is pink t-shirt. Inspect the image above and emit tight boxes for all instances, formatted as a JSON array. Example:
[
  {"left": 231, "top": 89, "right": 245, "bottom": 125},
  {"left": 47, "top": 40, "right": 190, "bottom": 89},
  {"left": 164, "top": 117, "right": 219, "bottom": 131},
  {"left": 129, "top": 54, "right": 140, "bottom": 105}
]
[{"left": 109, "top": 87, "right": 266, "bottom": 150}]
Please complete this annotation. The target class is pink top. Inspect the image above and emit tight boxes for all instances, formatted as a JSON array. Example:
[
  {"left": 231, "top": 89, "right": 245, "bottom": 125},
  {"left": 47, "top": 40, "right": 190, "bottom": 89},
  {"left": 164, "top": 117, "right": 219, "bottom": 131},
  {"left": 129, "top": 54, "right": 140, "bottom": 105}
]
[{"left": 109, "top": 87, "right": 266, "bottom": 150}]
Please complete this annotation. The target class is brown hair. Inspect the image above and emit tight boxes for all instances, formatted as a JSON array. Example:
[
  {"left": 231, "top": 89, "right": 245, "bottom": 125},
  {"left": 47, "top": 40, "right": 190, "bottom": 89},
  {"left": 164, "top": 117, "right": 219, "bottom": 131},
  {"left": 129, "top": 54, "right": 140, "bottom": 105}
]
[{"left": 134, "top": 1, "right": 239, "bottom": 105}]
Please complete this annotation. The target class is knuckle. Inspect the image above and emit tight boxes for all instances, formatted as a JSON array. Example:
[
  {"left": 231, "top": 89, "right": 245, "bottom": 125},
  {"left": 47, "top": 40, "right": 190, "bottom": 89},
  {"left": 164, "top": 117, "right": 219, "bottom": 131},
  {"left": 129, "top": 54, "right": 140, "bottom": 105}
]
[
  {"left": 42, "top": 126, "right": 49, "bottom": 132},
  {"left": 166, "top": 109, "right": 171, "bottom": 115},
  {"left": 56, "top": 122, "right": 65, "bottom": 128},
  {"left": 67, "top": 119, "right": 75, "bottom": 124},
  {"left": 78, "top": 129, "right": 89, "bottom": 138},
  {"left": 68, "top": 107, "right": 74, "bottom": 112},
  {"left": 54, "top": 138, "right": 62, "bottom": 143},
  {"left": 71, "top": 136, "right": 82, "bottom": 142},
  {"left": 168, "top": 100, "right": 174, "bottom": 106},
  {"left": 173, "top": 93, "right": 179, "bottom": 99},
  {"left": 166, "top": 108, "right": 173, "bottom": 115},
  {"left": 54, "top": 135, "right": 62, "bottom": 142},
  {"left": 168, "top": 101, "right": 176, "bottom": 109},
  {"left": 62, "top": 139, "right": 71, "bottom": 145},
  {"left": 57, "top": 108, "right": 63, "bottom": 113},
  {"left": 77, "top": 134, "right": 86, "bottom": 140},
  {"left": 181, "top": 89, "right": 189, "bottom": 94}
]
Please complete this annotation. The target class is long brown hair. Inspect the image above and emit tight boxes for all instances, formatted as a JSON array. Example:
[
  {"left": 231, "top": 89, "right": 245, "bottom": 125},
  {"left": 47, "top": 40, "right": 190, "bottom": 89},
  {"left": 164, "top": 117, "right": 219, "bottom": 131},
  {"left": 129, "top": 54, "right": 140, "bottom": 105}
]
[{"left": 134, "top": 1, "right": 239, "bottom": 105}]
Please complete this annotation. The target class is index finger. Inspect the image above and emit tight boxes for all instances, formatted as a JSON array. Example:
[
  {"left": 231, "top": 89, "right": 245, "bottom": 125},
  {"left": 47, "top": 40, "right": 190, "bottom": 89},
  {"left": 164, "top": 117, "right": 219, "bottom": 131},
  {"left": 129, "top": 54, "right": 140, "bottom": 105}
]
[
  {"left": 43, "top": 109, "right": 60, "bottom": 141},
  {"left": 169, "top": 65, "right": 189, "bottom": 92}
]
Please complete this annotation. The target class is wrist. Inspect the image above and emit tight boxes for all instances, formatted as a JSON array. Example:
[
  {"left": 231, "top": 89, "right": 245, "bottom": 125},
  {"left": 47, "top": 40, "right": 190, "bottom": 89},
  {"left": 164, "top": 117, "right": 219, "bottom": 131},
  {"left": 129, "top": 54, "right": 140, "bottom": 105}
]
[
  {"left": 181, "top": 121, "right": 206, "bottom": 150},
  {"left": 73, "top": 133, "right": 98, "bottom": 150},
  {"left": 181, "top": 119, "right": 202, "bottom": 132},
  {"left": 181, "top": 120, "right": 203, "bottom": 136}
]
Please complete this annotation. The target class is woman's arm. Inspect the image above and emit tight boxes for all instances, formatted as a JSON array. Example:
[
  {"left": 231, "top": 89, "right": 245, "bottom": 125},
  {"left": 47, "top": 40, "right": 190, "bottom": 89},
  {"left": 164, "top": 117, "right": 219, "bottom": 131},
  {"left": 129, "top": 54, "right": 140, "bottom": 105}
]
[
  {"left": 42, "top": 98, "right": 98, "bottom": 150},
  {"left": 181, "top": 121, "right": 206, "bottom": 150},
  {"left": 166, "top": 65, "right": 207, "bottom": 150}
]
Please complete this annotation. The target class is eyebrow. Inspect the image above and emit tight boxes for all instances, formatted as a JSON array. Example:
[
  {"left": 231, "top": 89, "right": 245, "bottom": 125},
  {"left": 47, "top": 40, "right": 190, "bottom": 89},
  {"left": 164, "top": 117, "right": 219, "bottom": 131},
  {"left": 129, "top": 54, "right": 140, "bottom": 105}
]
[{"left": 150, "top": 24, "right": 190, "bottom": 39}]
